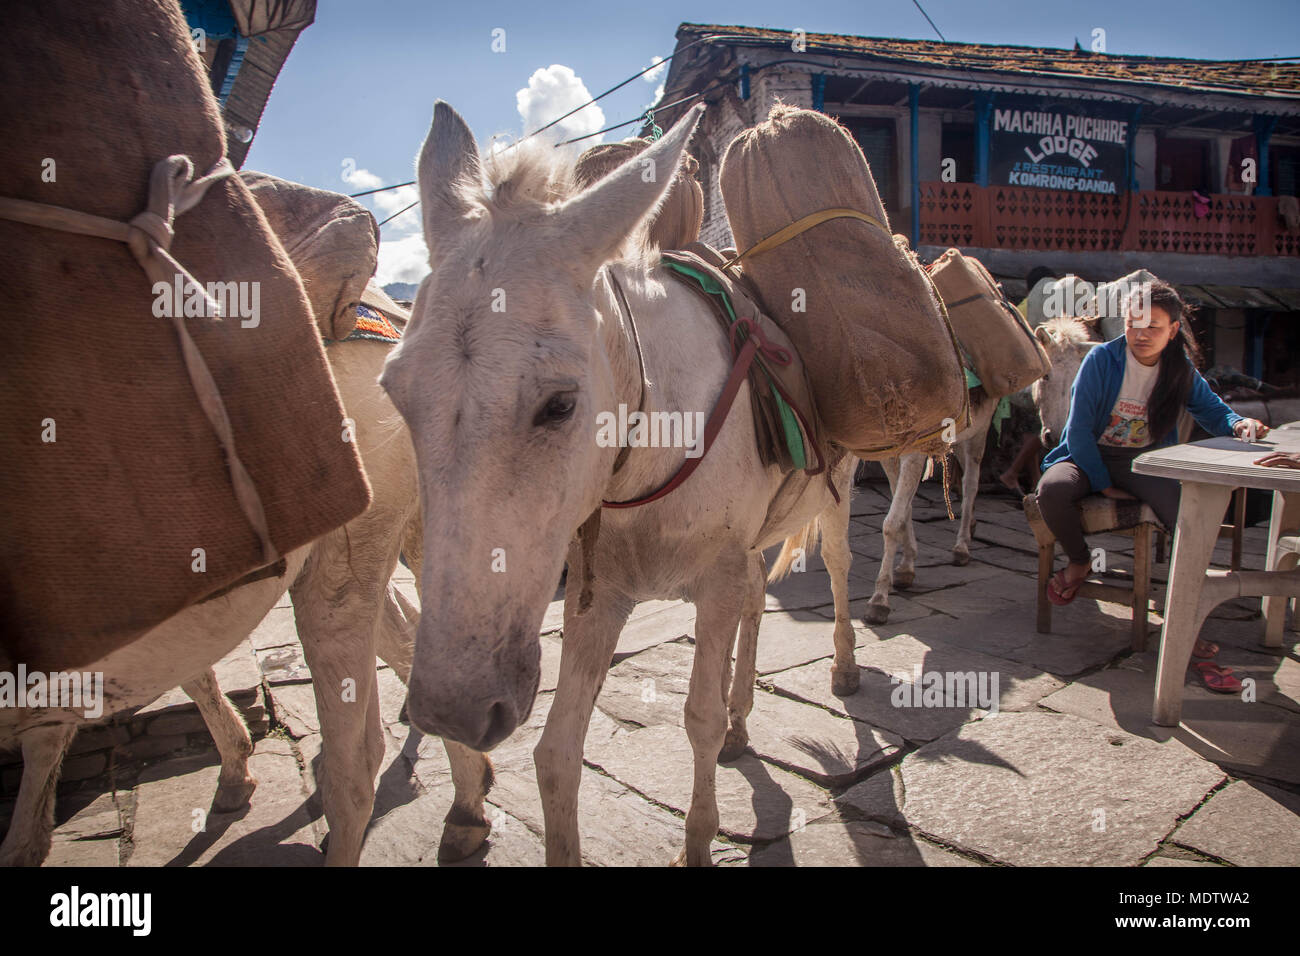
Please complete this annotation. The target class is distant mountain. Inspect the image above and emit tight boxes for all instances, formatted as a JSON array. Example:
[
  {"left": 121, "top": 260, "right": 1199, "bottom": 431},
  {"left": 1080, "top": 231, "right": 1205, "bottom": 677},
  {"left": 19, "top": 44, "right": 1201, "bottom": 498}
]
[{"left": 383, "top": 282, "right": 418, "bottom": 301}]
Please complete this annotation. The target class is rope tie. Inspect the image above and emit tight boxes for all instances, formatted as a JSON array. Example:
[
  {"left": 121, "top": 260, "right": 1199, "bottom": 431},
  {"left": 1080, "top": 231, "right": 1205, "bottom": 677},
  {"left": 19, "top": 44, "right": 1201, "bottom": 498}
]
[
  {"left": 729, "top": 315, "right": 792, "bottom": 367},
  {"left": 0, "top": 155, "right": 279, "bottom": 566}
]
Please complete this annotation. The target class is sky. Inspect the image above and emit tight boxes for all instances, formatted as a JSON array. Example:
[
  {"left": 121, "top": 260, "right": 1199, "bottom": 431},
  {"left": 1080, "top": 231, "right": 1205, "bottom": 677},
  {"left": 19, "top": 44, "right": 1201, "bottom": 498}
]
[{"left": 243, "top": 0, "right": 1300, "bottom": 287}]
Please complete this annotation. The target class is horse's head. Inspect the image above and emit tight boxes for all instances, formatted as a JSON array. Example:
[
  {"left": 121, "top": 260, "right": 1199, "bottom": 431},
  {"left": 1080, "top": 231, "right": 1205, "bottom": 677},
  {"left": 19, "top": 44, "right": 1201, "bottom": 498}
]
[
  {"left": 381, "top": 101, "right": 703, "bottom": 750},
  {"left": 1031, "top": 315, "right": 1100, "bottom": 448}
]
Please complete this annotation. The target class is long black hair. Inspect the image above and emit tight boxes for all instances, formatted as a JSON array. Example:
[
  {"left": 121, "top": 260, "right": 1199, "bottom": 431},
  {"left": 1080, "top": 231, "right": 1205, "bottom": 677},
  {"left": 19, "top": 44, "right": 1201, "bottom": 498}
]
[{"left": 1144, "top": 280, "right": 1205, "bottom": 442}]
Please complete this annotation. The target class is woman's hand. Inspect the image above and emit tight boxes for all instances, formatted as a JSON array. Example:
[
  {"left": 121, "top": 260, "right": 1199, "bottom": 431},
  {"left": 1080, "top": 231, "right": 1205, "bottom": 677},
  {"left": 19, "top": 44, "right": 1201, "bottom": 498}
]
[
  {"left": 1234, "top": 418, "right": 1270, "bottom": 441},
  {"left": 1255, "top": 451, "right": 1300, "bottom": 470},
  {"left": 1101, "top": 486, "right": 1137, "bottom": 499}
]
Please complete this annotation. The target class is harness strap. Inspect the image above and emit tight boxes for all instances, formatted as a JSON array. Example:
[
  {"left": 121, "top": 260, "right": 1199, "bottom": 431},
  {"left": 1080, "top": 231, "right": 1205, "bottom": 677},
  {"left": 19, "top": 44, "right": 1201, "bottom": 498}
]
[
  {"left": 722, "top": 207, "right": 889, "bottom": 271},
  {"left": 603, "top": 316, "right": 788, "bottom": 509},
  {"left": 0, "top": 155, "right": 279, "bottom": 565},
  {"left": 605, "top": 269, "right": 647, "bottom": 477}
]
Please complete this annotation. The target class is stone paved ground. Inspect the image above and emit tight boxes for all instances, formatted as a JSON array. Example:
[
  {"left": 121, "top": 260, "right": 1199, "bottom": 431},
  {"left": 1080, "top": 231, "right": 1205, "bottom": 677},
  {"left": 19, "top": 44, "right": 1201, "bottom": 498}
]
[{"left": 6, "top": 481, "right": 1299, "bottom": 866}]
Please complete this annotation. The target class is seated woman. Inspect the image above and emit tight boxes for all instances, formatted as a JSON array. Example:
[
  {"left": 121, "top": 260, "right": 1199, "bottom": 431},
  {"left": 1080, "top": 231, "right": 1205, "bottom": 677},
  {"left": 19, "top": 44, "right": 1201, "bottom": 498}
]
[{"left": 1034, "top": 279, "right": 1268, "bottom": 691}]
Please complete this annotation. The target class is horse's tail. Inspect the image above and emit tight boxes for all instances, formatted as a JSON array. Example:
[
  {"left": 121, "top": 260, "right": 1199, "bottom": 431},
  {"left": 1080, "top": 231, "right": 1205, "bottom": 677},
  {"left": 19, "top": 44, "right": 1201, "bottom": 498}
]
[{"left": 768, "top": 517, "right": 822, "bottom": 583}]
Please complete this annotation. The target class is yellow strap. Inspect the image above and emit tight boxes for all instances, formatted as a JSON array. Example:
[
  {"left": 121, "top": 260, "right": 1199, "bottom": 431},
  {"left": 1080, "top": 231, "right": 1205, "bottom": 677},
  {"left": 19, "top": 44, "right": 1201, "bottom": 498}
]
[{"left": 722, "top": 207, "right": 889, "bottom": 270}]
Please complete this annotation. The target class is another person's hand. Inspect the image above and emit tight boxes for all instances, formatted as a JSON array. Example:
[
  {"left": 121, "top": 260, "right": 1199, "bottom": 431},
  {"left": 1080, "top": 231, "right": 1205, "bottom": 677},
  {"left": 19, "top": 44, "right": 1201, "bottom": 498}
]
[
  {"left": 1234, "top": 418, "right": 1270, "bottom": 441},
  {"left": 1101, "top": 486, "right": 1136, "bottom": 499},
  {"left": 1254, "top": 451, "right": 1300, "bottom": 470}
]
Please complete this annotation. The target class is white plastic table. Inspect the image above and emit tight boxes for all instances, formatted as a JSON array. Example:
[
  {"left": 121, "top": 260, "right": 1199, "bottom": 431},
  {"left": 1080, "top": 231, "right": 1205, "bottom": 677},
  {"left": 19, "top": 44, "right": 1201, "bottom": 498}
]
[{"left": 1132, "top": 422, "right": 1300, "bottom": 726}]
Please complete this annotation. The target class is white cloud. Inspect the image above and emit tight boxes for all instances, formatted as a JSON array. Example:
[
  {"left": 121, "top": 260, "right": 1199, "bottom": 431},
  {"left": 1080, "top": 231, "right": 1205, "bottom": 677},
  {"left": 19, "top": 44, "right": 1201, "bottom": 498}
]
[
  {"left": 643, "top": 55, "right": 666, "bottom": 82},
  {"left": 375, "top": 231, "right": 430, "bottom": 287},
  {"left": 516, "top": 64, "right": 605, "bottom": 149},
  {"left": 344, "top": 167, "right": 383, "bottom": 191}
]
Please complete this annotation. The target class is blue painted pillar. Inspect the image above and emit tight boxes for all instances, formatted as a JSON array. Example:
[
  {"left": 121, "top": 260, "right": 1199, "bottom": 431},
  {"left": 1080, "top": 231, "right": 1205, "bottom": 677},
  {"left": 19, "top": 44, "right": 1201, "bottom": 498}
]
[
  {"left": 910, "top": 83, "right": 920, "bottom": 247},
  {"left": 1254, "top": 115, "right": 1277, "bottom": 196},
  {"left": 812, "top": 74, "right": 827, "bottom": 112},
  {"left": 973, "top": 90, "right": 994, "bottom": 187},
  {"left": 1246, "top": 314, "right": 1270, "bottom": 379},
  {"left": 739, "top": 64, "right": 750, "bottom": 101}
]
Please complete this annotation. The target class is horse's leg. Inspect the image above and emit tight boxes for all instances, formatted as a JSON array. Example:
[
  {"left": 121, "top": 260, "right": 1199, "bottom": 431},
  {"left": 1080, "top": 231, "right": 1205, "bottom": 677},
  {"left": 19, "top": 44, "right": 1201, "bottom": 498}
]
[
  {"left": 675, "top": 560, "right": 745, "bottom": 867},
  {"left": 182, "top": 667, "right": 256, "bottom": 813},
  {"left": 0, "top": 723, "right": 77, "bottom": 867},
  {"left": 867, "top": 455, "right": 924, "bottom": 624},
  {"left": 952, "top": 433, "right": 985, "bottom": 566},
  {"left": 535, "top": 567, "right": 633, "bottom": 866},
  {"left": 895, "top": 454, "right": 924, "bottom": 589},
  {"left": 721, "top": 550, "right": 765, "bottom": 762},
  {"left": 822, "top": 483, "right": 859, "bottom": 695},
  {"left": 291, "top": 524, "right": 395, "bottom": 867}
]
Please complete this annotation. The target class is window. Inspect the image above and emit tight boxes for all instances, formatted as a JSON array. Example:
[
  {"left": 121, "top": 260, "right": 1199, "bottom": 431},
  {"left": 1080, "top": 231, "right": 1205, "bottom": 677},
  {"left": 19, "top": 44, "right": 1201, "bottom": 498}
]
[
  {"left": 940, "top": 123, "right": 975, "bottom": 183},
  {"left": 1155, "top": 135, "right": 1211, "bottom": 192},
  {"left": 840, "top": 118, "right": 898, "bottom": 220}
]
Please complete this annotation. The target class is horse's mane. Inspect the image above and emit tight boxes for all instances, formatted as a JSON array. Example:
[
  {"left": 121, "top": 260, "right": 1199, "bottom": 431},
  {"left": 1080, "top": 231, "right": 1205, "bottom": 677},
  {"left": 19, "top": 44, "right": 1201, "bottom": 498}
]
[
  {"left": 1041, "top": 314, "right": 1096, "bottom": 346},
  {"left": 461, "top": 138, "right": 657, "bottom": 269}
]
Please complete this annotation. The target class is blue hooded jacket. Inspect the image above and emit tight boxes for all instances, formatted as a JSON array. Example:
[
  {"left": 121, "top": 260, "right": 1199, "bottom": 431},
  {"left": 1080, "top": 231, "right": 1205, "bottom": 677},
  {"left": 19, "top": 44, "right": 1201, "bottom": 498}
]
[{"left": 1041, "top": 335, "right": 1242, "bottom": 492}]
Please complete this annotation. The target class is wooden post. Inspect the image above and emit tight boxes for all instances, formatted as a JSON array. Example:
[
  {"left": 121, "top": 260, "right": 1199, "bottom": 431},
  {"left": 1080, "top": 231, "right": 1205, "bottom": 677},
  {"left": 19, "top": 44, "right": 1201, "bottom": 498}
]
[{"left": 1037, "top": 543, "right": 1054, "bottom": 634}]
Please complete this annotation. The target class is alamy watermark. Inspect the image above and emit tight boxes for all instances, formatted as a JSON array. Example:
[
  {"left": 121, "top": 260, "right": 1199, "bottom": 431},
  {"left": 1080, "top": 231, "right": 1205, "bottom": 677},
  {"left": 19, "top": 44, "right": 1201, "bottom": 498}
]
[
  {"left": 1, "top": 665, "right": 104, "bottom": 718},
  {"left": 1043, "top": 277, "right": 1152, "bottom": 326},
  {"left": 890, "top": 665, "right": 1000, "bottom": 715},
  {"left": 595, "top": 403, "right": 706, "bottom": 458},
  {"left": 152, "top": 275, "right": 261, "bottom": 328}
]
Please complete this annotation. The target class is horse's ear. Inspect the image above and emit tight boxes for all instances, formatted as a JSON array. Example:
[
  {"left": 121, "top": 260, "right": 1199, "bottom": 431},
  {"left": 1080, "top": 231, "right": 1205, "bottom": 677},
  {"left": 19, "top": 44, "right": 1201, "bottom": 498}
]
[
  {"left": 417, "top": 100, "right": 483, "bottom": 259},
  {"left": 556, "top": 104, "right": 705, "bottom": 275},
  {"left": 1034, "top": 325, "right": 1053, "bottom": 346}
]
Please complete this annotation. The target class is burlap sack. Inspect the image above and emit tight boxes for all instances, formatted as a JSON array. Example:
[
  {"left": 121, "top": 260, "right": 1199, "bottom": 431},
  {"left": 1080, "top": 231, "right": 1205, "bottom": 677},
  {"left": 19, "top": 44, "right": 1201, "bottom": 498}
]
[
  {"left": 927, "top": 248, "right": 1050, "bottom": 397},
  {"left": 1096, "top": 269, "right": 1159, "bottom": 341},
  {"left": 240, "top": 171, "right": 379, "bottom": 340},
  {"left": 575, "top": 140, "right": 704, "bottom": 250},
  {"left": 719, "top": 105, "right": 966, "bottom": 459},
  {"left": 0, "top": 0, "right": 372, "bottom": 671},
  {"left": 1027, "top": 274, "right": 1096, "bottom": 328}
]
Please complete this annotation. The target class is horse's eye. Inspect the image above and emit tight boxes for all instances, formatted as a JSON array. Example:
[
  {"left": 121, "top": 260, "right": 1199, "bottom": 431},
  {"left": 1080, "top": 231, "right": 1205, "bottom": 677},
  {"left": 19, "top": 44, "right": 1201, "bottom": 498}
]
[{"left": 534, "top": 391, "right": 577, "bottom": 427}]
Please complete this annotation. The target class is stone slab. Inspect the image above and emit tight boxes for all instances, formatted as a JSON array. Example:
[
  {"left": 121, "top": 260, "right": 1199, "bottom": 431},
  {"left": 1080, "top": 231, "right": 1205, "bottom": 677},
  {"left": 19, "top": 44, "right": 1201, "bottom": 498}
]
[
  {"left": 1170, "top": 779, "right": 1300, "bottom": 867},
  {"left": 127, "top": 737, "right": 321, "bottom": 866},
  {"left": 583, "top": 724, "right": 834, "bottom": 843},
  {"left": 249, "top": 605, "right": 299, "bottom": 651},
  {"left": 1039, "top": 654, "right": 1300, "bottom": 785},
  {"left": 597, "top": 641, "right": 692, "bottom": 728},
  {"left": 488, "top": 765, "right": 745, "bottom": 866},
  {"left": 748, "top": 818, "right": 979, "bottom": 867},
  {"left": 849, "top": 711, "right": 1224, "bottom": 866},
  {"left": 887, "top": 605, "right": 1135, "bottom": 678},
  {"left": 743, "top": 688, "right": 902, "bottom": 786},
  {"left": 908, "top": 572, "right": 1039, "bottom": 617}
]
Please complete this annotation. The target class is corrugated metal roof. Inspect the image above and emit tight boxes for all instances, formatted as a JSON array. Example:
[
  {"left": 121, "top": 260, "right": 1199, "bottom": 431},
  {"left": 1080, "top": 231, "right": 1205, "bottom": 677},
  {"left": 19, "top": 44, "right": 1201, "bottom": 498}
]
[
  {"left": 677, "top": 23, "right": 1300, "bottom": 103},
  {"left": 1177, "top": 284, "right": 1300, "bottom": 309}
]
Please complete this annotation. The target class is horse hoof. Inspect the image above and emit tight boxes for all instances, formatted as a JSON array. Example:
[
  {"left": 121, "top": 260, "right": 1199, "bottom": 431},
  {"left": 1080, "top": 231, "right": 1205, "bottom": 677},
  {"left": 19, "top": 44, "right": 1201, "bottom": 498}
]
[
  {"left": 831, "top": 667, "right": 861, "bottom": 696},
  {"left": 864, "top": 604, "right": 891, "bottom": 626},
  {"left": 212, "top": 777, "right": 257, "bottom": 813},
  {"left": 670, "top": 847, "right": 713, "bottom": 867},
  {"left": 952, "top": 550, "right": 970, "bottom": 567},
  {"left": 438, "top": 820, "right": 491, "bottom": 863},
  {"left": 718, "top": 728, "right": 749, "bottom": 763},
  {"left": 894, "top": 570, "right": 915, "bottom": 590}
]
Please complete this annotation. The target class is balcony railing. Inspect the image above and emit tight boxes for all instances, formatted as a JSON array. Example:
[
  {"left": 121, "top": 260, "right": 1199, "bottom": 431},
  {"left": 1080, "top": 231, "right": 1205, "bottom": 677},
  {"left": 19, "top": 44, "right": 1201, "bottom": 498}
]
[{"left": 919, "top": 183, "right": 1300, "bottom": 257}]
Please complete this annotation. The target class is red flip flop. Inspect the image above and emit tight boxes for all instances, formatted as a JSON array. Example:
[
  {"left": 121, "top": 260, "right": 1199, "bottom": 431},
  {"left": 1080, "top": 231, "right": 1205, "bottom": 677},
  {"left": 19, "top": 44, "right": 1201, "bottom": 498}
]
[
  {"left": 1192, "top": 661, "right": 1242, "bottom": 694},
  {"left": 1047, "top": 569, "right": 1082, "bottom": 606}
]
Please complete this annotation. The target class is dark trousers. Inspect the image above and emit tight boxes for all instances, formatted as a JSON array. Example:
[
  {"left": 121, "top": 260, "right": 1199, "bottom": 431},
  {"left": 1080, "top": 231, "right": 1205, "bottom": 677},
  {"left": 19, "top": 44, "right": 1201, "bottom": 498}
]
[{"left": 1035, "top": 445, "right": 1181, "bottom": 565}]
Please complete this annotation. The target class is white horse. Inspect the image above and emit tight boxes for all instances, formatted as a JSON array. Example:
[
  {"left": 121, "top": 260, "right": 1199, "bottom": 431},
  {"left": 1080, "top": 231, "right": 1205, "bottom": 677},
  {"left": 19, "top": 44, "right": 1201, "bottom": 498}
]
[
  {"left": 0, "top": 337, "right": 494, "bottom": 867},
  {"left": 864, "top": 392, "right": 1000, "bottom": 624},
  {"left": 1031, "top": 316, "right": 1102, "bottom": 448},
  {"left": 381, "top": 100, "right": 940, "bottom": 865}
]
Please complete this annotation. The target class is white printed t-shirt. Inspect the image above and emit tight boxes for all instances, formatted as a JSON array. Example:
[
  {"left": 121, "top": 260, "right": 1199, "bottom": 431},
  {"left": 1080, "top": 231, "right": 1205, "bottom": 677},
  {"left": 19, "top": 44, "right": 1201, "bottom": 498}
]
[{"left": 1098, "top": 347, "right": 1161, "bottom": 448}]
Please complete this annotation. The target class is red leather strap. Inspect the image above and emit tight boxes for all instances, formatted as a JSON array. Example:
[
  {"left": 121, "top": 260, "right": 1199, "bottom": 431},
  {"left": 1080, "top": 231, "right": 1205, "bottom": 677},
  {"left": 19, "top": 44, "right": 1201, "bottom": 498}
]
[{"left": 603, "top": 316, "right": 787, "bottom": 509}]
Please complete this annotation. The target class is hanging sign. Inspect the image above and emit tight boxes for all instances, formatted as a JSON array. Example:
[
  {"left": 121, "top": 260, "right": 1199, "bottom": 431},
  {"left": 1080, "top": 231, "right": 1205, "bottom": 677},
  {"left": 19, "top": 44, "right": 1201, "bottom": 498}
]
[{"left": 990, "top": 98, "right": 1131, "bottom": 194}]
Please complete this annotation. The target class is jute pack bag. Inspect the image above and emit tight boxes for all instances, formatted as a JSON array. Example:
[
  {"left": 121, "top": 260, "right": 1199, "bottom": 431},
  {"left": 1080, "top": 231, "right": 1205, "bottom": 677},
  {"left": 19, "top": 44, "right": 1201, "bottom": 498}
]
[
  {"left": 575, "top": 140, "right": 704, "bottom": 250},
  {"left": 1096, "top": 268, "right": 1159, "bottom": 341},
  {"left": 719, "top": 105, "right": 967, "bottom": 459},
  {"left": 0, "top": 0, "right": 371, "bottom": 670},
  {"left": 239, "top": 171, "right": 380, "bottom": 340},
  {"left": 927, "top": 248, "right": 1050, "bottom": 397}
]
